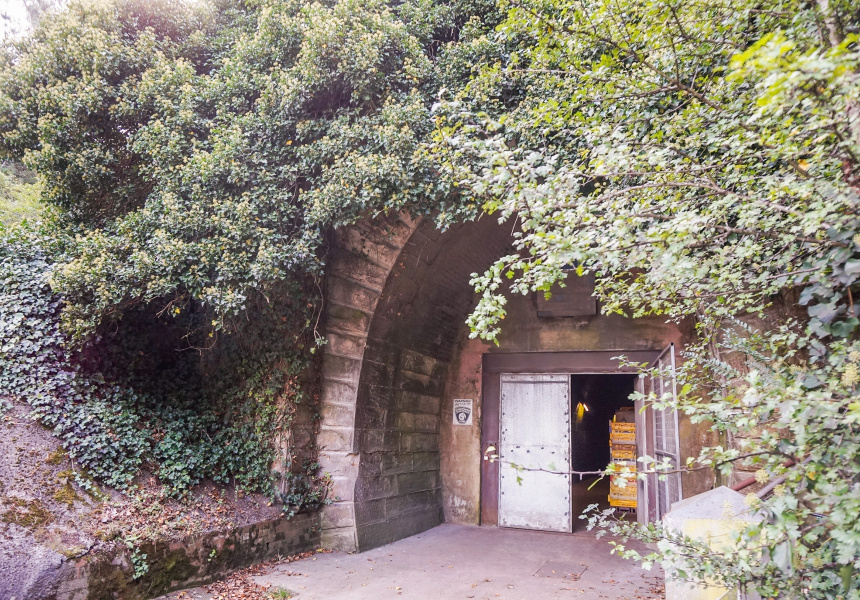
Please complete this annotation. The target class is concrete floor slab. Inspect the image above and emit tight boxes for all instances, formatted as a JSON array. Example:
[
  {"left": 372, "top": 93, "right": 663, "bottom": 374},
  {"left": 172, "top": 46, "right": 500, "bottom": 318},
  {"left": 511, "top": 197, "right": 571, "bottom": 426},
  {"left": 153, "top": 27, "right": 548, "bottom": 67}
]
[{"left": 159, "top": 523, "right": 663, "bottom": 600}]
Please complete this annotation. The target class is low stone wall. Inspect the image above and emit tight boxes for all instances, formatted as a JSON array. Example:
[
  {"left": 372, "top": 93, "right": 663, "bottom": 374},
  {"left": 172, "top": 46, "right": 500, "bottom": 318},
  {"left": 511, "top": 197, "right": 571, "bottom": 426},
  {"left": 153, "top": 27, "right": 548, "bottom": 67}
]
[{"left": 56, "top": 511, "right": 320, "bottom": 600}]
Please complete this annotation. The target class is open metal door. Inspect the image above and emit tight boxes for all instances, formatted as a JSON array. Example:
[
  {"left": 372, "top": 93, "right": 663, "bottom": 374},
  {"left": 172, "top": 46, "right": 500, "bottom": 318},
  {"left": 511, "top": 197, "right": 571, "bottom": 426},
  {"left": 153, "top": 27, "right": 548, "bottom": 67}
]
[
  {"left": 637, "top": 344, "right": 683, "bottom": 523},
  {"left": 652, "top": 344, "right": 683, "bottom": 519},
  {"left": 498, "top": 373, "right": 572, "bottom": 532},
  {"left": 634, "top": 375, "right": 654, "bottom": 525}
]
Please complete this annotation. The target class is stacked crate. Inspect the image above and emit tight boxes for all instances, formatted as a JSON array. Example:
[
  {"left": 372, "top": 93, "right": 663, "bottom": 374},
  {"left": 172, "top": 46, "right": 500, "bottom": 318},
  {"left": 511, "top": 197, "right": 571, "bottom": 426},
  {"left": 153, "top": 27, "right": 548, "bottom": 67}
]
[{"left": 608, "top": 412, "right": 637, "bottom": 509}]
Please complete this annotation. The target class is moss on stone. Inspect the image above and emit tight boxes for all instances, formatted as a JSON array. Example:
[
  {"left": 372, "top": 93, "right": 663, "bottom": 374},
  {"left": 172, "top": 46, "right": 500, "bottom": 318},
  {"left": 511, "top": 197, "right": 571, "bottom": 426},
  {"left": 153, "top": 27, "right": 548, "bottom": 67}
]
[
  {"left": 1, "top": 497, "right": 54, "bottom": 528},
  {"left": 86, "top": 566, "right": 129, "bottom": 600},
  {"left": 141, "top": 548, "right": 197, "bottom": 596},
  {"left": 53, "top": 482, "right": 82, "bottom": 507},
  {"left": 45, "top": 448, "right": 67, "bottom": 465}
]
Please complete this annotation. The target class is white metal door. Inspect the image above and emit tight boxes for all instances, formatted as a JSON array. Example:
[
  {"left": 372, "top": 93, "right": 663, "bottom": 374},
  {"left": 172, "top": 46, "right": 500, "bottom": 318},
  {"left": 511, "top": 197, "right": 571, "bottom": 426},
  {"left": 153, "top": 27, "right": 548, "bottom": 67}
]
[
  {"left": 634, "top": 375, "right": 653, "bottom": 525},
  {"left": 498, "top": 373, "right": 571, "bottom": 532},
  {"left": 652, "top": 344, "right": 683, "bottom": 518}
]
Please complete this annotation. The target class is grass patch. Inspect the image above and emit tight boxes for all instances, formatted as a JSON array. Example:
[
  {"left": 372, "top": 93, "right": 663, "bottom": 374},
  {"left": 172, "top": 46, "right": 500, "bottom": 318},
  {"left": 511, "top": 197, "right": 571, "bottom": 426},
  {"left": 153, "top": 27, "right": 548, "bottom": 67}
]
[{"left": 0, "top": 162, "right": 41, "bottom": 226}]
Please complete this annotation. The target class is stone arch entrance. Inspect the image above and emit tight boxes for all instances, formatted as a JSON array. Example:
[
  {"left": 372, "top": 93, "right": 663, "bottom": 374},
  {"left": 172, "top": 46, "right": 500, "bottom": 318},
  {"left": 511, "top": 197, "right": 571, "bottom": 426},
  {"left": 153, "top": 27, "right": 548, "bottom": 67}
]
[
  {"left": 317, "top": 214, "right": 705, "bottom": 552},
  {"left": 317, "top": 214, "right": 514, "bottom": 550}
]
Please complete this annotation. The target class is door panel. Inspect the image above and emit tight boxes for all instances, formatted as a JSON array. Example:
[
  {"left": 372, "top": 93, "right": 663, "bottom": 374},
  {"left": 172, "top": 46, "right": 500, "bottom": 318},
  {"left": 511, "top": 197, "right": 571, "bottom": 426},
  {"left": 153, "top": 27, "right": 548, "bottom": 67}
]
[
  {"left": 634, "top": 375, "right": 655, "bottom": 525},
  {"left": 651, "top": 345, "right": 683, "bottom": 519},
  {"left": 498, "top": 374, "right": 571, "bottom": 532}
]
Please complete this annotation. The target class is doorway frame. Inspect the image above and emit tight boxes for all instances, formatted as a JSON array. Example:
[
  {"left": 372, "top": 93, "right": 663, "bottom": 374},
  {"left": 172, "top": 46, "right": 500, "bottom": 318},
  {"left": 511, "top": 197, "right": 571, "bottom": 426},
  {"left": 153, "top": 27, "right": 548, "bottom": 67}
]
[{"left": 480, "top": 350, "right": 661, "bottom": 527}]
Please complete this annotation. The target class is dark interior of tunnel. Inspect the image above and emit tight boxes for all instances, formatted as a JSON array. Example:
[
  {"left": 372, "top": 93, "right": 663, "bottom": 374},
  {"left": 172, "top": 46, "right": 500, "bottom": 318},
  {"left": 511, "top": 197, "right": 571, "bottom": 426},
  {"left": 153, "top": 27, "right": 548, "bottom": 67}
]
[
  {"left": 569, "top": 374, "right": 636, "bottom": 473},
  {"left": 569, "top": 374, "right": 636, "bottom": 530}
]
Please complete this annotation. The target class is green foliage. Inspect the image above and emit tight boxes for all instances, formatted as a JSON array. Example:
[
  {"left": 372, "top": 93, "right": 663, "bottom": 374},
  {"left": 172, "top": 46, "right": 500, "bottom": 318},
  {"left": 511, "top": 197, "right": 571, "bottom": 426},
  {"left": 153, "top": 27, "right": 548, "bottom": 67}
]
[
  {"left": 0, "top": 161, "right": 40, "bottom": 224},
  {"left": 0, "top": 0, "right": 498, "bottom": 504},
  {"left": 128, "top": 544, "right": 149, "bottom": 580},
  {"left": 0, "top": 225, "right": 318, "bottom": 495},
  {"left": 436, "top": 0, "right": 860, "bottom": 596},
  {"left": 278, "top": 460, "right": 331, "bottom": 518},
  {"left": 0, "top": 0, "right": 483, "bottom": 342}
]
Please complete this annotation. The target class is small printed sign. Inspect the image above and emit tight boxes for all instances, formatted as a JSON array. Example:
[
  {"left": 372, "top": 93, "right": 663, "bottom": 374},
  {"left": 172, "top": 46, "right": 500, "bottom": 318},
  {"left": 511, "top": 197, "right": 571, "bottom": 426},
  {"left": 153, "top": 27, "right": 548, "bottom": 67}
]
[{"left": 453, "top": 399, "right": 473, "bottom": 425}]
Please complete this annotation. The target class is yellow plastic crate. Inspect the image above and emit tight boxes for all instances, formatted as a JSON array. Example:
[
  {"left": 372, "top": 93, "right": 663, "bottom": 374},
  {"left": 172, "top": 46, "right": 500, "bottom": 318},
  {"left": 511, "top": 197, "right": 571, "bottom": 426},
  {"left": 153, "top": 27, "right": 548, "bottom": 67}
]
[
  {"left": 610, "top": 431, "right": 636, "bottom": 444},
  {"left": 609, "top": 496, "right": 637, "bottom": 508},
  {"left": 610, "top": 422, "right": 636, "bottom": 433},
  {"left": 611, "top": 446, "right": 636, "bottom": 460},
  {"left": 610, "top": 482, "right": 637, "bottom": 499},
  {"left": 610, "top": 473, "right": 637, "bottom": 488},
  {"left": 607, "top": 461, "right": 637, "bottom": 472}
]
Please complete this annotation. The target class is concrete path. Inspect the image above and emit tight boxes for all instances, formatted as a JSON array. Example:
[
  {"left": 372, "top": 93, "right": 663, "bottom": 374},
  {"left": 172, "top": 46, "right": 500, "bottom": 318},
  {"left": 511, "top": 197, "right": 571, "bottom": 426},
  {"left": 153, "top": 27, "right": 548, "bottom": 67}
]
[{"left": 160, "top": 524, "right": 664, "bottom": 600}]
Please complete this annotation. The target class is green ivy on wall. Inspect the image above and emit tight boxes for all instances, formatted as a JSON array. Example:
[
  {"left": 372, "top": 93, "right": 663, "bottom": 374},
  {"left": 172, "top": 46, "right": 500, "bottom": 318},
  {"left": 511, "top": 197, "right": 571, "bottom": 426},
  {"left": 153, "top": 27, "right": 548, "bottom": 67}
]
[{"left": 0, "top": 0, "right": 498, "bottom": 499}]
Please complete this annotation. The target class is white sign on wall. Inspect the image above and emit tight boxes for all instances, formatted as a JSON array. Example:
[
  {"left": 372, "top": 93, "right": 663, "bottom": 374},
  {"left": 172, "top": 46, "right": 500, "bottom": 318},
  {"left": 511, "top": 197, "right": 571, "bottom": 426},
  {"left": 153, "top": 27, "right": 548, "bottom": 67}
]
[{"left": 453, "top": 399, "right": 473, "bottom": 425}]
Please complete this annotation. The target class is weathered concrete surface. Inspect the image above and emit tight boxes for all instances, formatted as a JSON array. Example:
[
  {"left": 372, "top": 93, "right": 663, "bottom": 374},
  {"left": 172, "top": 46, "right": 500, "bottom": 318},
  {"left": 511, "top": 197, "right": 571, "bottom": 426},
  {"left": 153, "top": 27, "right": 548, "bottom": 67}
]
[
  {"left": 663, "top": 487, "right": 761, "bottom": 600},
  {"left": 0, "top": 532, "right": 70, "bottom": 600},
  {"left": 157, "top": 524, "right": 664, "bottom": 600},
  {"left": 320, "top": 213, "right": 710, "bottom": 551},
  {"left": 439, "top": 274, "right": 702, "bottom": 526}
]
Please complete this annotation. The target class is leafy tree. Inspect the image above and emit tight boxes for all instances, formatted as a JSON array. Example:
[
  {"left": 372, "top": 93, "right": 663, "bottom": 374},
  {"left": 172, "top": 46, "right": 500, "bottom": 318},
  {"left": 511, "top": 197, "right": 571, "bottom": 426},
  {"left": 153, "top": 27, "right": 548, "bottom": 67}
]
[
  {"left": 0, "top": 0, "right": 495, "bottom": 338},
  {"left": 0, "top": 0, "right": 497, "bottom": 497},
  {"left": 437, "top": 0, "right": 860, "bottom": 596}
]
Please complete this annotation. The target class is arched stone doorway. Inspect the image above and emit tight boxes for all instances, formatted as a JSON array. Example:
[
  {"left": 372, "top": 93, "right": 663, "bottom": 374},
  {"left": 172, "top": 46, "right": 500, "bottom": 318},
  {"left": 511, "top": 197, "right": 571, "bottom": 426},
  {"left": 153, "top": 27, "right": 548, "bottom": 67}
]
[{"left": 316, "top": 214, "right": 709, "bottom": 552}]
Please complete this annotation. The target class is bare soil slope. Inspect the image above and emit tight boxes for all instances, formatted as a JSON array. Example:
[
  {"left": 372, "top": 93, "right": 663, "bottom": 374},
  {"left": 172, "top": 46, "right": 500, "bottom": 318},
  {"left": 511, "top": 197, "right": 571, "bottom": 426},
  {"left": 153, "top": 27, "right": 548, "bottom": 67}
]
[{"left": 0, "top": 399, "right": 283, "bottom": 599}]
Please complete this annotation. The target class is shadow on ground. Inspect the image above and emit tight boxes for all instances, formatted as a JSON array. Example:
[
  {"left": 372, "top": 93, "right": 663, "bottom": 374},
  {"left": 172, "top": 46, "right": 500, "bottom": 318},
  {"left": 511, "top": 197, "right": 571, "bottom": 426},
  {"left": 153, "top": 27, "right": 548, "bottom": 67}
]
[{"left": 158, "top": 522, "right": 664, "bottom": 600}]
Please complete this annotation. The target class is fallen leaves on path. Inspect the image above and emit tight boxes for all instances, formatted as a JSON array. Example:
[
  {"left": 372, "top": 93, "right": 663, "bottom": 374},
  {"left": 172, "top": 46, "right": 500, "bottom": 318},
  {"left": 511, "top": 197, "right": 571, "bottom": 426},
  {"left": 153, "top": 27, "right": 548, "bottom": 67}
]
[{"left": 205, "top": 550, "right": 329, "bottom": 600}]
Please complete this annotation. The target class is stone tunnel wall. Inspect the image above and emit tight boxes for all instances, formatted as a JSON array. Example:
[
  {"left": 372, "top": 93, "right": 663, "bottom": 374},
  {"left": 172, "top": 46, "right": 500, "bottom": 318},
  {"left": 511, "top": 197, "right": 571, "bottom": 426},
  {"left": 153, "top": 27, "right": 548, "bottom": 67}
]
[
  {"left": 318, "top": 213, "right": 711, "bottom": 552},
  {"left": 350, "top": 217, "right": 515, "bottom": 551},
  {"left": 316, "top": 214, "right": 514, "bottom": 551}
]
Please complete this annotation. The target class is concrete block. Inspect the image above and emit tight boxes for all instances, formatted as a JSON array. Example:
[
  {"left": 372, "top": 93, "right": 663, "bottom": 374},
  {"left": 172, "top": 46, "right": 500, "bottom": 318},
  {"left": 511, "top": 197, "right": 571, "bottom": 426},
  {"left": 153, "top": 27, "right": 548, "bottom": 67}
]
[
  {"left": 381, "top": 452, "right": 413, "bottom": 475},
  {"left": 327, "top": 276, "right": 381, "bottom": 314},
  {"left": 329, "top": 475, "right": 357, "bottom": 502},
  {"left": 320, "top": 403, "right": 356, "bottom": 428},
  {"left": 335, "top": 227, "right": 402, "bottom": 270},
  {"left": 362, "top": 360, "right": 397, "bottom": 389},
  {"left": 320, "top": 379, "right": 358, "bottom": 404},
  {"left": 397, "top": 391, "right": 441, "bottom": 415},
  {"left": 663, "top": 487, "right": 762, "bottom": 600},
  {"left": 410, "top": 451, "right": 441, "bottom": 472},
  {"left": 356, "top": 506, "right": 442, "bottom": 552},
  {"left": 401, "top": 432, "right": 438, "bottom": 452},
  {"left": 397, "top": 370, "right": 443, "bottom": 396},
  {"left": 356, "top": 474, "right": 398, "bottom": 501},
  {"left": 364, "top": 214, "right": 417, "bottom": 248},
  {"left": 321, "top": 354, "right": 362, "bottom": 384},
  {"left": 356, "top": 404, "right": 387, "bottom": 429},
  {"left": 326, "top": 303, "right": 373, "bottom": 336},
  {"left": 395, "top": 411, "right": 439, "bottom": 433},
  {"left": 360, "top": 384, "right": 396, "bottom": 410},
  {"left": 385, "top": 490, "right": 440, "bottom": 517},
  {"left": 396, "top": 471, "right": 439, "bottom": 495},
  {"left": 359, "top": 429, "right": 399, "bottom": 453},
  {"left": 354, "top": 497, "right": 387, "bottom": 525},
  {"left": 328, "top": 251, "right": 389, "bottom": 292},
  {"left": 359, "top": 452, "right": 384, "bottom": 476},
  {"left": 339, "top": 216, "right": 410, "bottom": 247},
  {"left": 325, "top": 330, "right": 367, "bottom": 359},
  {"left": 321, "top": 526, "right": 358, "bottom": 553},
  {"left": 317, "top": 450, "right": 359, "bottom": 479},
  {"left": 321, "top": 503, "right": 356, "bottom": 530},
  {"left": 318, "top": 426, "right": 355, "bottom": 453},
  {"left": 395, "top": 211, "right": 422, "bottom": 235},
  {"left": 404, "top": 228, "right": 445, "bottom": 264},
  {"left": 399, "top": 349, "right": 441, "bottom": 377}
]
